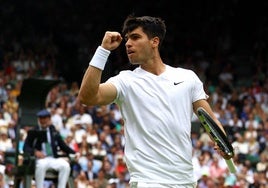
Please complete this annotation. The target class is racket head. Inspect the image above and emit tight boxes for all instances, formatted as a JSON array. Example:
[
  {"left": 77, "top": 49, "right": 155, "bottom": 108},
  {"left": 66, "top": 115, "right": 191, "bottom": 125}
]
[{"left": 197, "top": 107, "right": 234, "bottom": 158}]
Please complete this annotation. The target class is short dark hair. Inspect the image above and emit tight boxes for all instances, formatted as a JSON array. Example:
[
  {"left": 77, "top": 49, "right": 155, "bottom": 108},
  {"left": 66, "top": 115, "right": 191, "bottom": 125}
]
[{"left": 122, "top": 15, "right": 166, "bottom": 48}]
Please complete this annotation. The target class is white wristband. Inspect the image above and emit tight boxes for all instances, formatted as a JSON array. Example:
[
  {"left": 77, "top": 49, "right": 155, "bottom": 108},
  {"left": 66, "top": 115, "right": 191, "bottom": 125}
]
[{"left": 89, "top": 46, "right": 111, "bottom": 70}]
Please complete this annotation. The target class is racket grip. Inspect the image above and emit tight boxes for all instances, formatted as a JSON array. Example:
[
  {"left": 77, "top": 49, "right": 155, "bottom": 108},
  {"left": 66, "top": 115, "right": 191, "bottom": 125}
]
[{"left": 225, "top": 158, "right": 236, "bottom": 173}]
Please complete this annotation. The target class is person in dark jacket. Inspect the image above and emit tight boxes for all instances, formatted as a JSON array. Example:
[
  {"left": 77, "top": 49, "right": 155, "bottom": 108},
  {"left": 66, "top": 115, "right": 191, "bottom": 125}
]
[{"left": 23, "top": 109, "right": 78, "bottom": 188}]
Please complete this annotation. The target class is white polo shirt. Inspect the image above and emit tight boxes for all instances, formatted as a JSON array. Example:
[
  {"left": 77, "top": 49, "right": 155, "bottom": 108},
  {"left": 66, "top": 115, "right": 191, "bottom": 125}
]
[{"left": 107, "top": 65, "right": 207, "bottom": 184}]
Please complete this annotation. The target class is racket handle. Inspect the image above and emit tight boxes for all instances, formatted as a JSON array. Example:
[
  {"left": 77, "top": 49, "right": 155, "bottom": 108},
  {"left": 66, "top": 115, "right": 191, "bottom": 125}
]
[{"left": 225, "top": 158, "right": 236, "bottom": 173}]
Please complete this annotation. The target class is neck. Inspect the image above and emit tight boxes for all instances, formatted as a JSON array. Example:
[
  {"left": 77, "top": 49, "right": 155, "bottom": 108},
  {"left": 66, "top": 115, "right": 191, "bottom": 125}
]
[{"left": 140, "top": 59, "right": 165, "bottom": 75}]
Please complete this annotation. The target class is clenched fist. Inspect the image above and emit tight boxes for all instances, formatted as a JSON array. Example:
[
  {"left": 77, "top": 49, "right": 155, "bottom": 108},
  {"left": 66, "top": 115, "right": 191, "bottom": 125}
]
[{"left": 101, "top": 31, "right": 123, "bottom": 51}]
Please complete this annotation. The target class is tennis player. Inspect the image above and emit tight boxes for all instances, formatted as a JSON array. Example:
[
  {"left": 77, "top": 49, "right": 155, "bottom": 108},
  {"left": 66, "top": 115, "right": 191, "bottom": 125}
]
[{"left": 78, "top": 15, "right": 229, "bottom": 188}]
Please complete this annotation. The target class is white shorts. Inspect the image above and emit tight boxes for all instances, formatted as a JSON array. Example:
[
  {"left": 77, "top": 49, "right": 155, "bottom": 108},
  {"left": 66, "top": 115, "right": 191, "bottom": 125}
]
[{"left": 130, "top": 182, "right": 197, "bottom": 188}]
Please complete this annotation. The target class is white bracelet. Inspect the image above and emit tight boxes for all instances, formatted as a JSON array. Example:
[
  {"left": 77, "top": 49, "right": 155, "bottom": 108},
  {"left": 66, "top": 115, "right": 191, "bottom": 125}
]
[{"left": 89, "top": 46, "right": 111, "bottom": 70}]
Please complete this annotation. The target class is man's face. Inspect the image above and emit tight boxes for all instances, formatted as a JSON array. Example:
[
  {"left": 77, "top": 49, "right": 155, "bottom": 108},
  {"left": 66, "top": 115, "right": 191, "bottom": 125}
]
[
  {"left": 38, "top": 116, "right": 50, "bottom": 129},
  {"left": 125, "top": 27, "right": 155, "bottom": 65}
]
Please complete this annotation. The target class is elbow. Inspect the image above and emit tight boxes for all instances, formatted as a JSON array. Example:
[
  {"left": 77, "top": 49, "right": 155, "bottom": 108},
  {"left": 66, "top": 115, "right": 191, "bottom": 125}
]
[
  {"left": 77, "top": 91, "right": 88, "bottom": 105},
  {"left": 77, "top": 93, "right": 97, "bottom": 106},
  {"left": 77, "top": 94, "right": 91, "bottom": 106}
]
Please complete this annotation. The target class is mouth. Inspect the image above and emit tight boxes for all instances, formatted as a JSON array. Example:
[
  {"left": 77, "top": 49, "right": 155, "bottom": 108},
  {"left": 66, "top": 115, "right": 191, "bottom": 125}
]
[
  {"left": 126, "top": 48, "right": 135, "bottom": 54},
  {"left": 127, "top": 50, "right": 134, "bottom": 55}
]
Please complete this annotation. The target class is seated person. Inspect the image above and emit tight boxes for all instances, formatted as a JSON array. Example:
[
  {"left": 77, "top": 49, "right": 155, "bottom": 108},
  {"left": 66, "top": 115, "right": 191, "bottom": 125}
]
[{"left": 23, "top": 109, "right": 79, "bottom": 188}]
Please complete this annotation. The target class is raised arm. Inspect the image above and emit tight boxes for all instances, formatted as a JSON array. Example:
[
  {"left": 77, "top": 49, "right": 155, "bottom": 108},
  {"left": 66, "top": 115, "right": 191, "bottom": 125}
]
[{"left": 78, "top": 31, "right": 123, "bottom": 106}]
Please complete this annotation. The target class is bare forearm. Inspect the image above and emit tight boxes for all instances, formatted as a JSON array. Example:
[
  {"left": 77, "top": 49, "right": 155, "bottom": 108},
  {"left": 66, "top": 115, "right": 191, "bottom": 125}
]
[
  {"left": 78, "top": 32, "right": 122, "bottom": 106},
  {"left": 78, "top": 46, "right": 110, "bottom": 105},
  {"left": 78, "top": 66, "right": 102, "bottom": 105}
]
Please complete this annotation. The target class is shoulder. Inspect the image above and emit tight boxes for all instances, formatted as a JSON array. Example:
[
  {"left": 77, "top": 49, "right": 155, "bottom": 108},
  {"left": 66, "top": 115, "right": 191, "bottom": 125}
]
[
  {"left": 107, "top": 68, "right": 138, "bottom": 83},
  {"left": 50, "top": 124, "right": 57, "bottom": 130},
  {"left": 50, "top": 125, "right": 59, "bottom": 134},
  {"left": 167, "top": 65, "right": 195, "bottom": 74},
  {"left": 118, "top": 69, "right": 138, "bottom": 76},
  {"left": 166, "top": 65, "right": 199, "bottom": 79}
]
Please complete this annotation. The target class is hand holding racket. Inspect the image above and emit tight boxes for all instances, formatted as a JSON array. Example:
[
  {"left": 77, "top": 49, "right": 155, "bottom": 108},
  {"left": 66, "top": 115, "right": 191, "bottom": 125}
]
[{"left": 196, "top": 107, "right": 236, "bottom": 173}]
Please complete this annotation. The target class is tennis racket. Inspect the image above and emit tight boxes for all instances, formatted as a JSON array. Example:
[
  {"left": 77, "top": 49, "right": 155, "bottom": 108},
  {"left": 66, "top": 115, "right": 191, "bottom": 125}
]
[{"left": 197, "top": 107, "right": 236, "bottom": 173}]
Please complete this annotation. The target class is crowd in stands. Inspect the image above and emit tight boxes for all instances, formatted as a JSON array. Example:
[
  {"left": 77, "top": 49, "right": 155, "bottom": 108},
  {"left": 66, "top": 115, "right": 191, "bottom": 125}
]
[
  {"left": 0, "top": 39, "right": 267, "bottom": 188},
  {"left": 0, "top": 1, "right": 268, "bottom": 187},
  {"left": 0, "top": 62, "right": 266, "bottom": 188}
]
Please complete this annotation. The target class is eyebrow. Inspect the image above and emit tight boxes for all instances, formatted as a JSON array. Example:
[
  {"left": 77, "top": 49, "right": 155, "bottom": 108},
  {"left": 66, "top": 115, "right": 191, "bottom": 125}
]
[{"left": 125, "top": 32, "right": 141, "bottom": 40}]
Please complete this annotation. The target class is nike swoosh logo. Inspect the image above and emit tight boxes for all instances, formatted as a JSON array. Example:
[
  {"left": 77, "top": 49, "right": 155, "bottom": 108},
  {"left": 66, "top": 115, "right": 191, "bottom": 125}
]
[{"left": 174, "top": 81, "right": 184, "bottom": 85}]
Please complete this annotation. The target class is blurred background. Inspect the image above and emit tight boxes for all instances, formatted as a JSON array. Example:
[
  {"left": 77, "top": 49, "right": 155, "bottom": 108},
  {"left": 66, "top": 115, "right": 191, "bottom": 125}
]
[
  {"left": 1, "top": 0, "right": 267, "bottom": 83},
  {"left": 0, "top": 0, "right": 268, "bottom": 187}
]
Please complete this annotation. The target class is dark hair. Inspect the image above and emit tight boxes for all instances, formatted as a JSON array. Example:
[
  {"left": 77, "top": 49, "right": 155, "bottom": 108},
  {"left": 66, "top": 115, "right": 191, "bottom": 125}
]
[{"left": 122, "top": 15, "right": 166, "bottom": 48}]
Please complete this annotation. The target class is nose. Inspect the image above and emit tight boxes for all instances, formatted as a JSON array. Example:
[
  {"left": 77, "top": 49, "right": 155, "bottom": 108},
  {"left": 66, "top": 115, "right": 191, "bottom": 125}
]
[{"left": 125, "top": 39, "right": 131, "bottom": 48}]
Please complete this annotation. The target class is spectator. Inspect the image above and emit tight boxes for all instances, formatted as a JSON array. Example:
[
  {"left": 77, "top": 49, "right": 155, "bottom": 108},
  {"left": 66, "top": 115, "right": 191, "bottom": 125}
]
[
  {"left": 110, "top": 104, "right": 122, "bottom": 123},
  {"left": 256, "top": 171, "right": 268, "bottom": 187},
  {"left": 232, "top": 134, "right": 249, "bottom": 163},
  {"left": 0, "top": 172, "right": 6, "bottom": 188},
  {"left": 107, "top": 145, "right": 120, "bottom": 170},
  {"left": 102, "top": 158, "right": 116, "bottom": 180},
  {"left": 256, "top": 153, "right": 268, "bottom": 173},
  {"left": 246, "top": 135, "right": 260, "bottom": 165},
  {"left": 0, "top": 129, "right": 12, "bottom": 152},
  {"left": 245, "top": 112, "right": 261, "bottom": 130},
  {"left": 197, "top": 174, "right": 216, "bottom": 188},
  {"left": 198, "top": 131, "right": 211, "bottom": 148},
  {"left": 0, "top": 79, "right": 8, "bottom": 108},
  {"left": 78, "top": 153, "right": 102, "bottom": 175},
  {"left": 208, "top": 155, "right": 227, "bottom": 179},
  {"left": 236, "top": 161, "right": 254, "bottom": 186},
  {"left": 257, "top": 122, "right": 267, "bottom": 154},
  {"left": 77, "top": 104, "right": 93, "bottom": 129},
  {"left": 91, "top": 141, "right": 107, "bottom": 159},
  {"left": 84, "top": 160, "right": 98, "bottom": 182},
  {"left": 59, "top": 121, "right": 72, "bottom": 140},
  {"left": 18, "top": 129, "right": 26, "bottom": 153},
  {"left": 227, "top": 113, "right": 244, "bottom": 139},
  {"left": 6, "top": 112, "right": 17, "bottom": 140},
  {"left": 244, "top": 123, "right": 258, "bottom": 140},
  {"left": 0, "top": 112, "right": 9, "bottom": 137},
  {"left": 23, "top": 109, "right": 78, "bottom": 188},
  {"left": 97, "top": 132, "right": 110, "bottom": 153},
  {"left": 64, "top": 133, "right": 79, "bottom": 153},
  {"left": 192, "top": 140, "right": 204, "bottom": 159},
  {"left": 73, "top": 118, "right": 87, "bottom": 144},
  {"left": 92, "top": 107, "right": 104, "bottom": 126},
  {"left": 0, "top": 151, "right": 6, "bottom": 174},
  {"left": 78, "top": 134, "right": 92, "bottom": 156},
  {"left": 102, "top": 124, "right": 114, "bottom": 147},
  {"left": 3, "top": 164, "right": 14, "bottom": 187},
  {"left": 223, "top": 170, "right": 237, "bottom": 187},
  {"left": 93, "top": 168, "right": 109, "bottom": 188},
  {"left": 74, "top": 171, "right": 92, "bottom": 188},
  {"left": 193, "top": 154, "right": 210, "bottom": 181},
  {"left": 86, "top": 126, "right": 98, "bottom": 146},
  {"left": 112, "top": 133, "right": 124, "bottom": 155},
  {"left": 248, "top": 172, "right": 263, "bottom": 188},
  {"left": 2, "top": 92, "right": 18, "bottom": 115},
  {"left": 114, "top": 155, "right": 127, "bottom": 179},
  {"left": 50, "top": 106, "right": 64, "bottom": 131},
  {"left": 69, "top": 81, "right": 80, "bottom": 98},
  {"left": 114, "top": 171, "right": 129, "bottom": 188}
]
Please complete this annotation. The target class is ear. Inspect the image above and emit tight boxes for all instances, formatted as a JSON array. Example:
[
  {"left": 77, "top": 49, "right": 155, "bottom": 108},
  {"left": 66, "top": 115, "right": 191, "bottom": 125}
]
[{"left": 151, "top": 37, "right": 160, "bottom": 48}]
